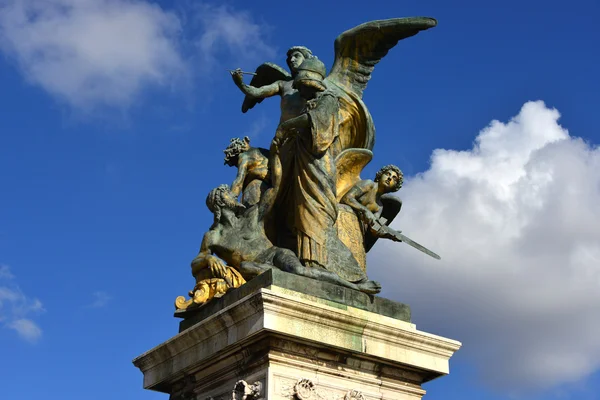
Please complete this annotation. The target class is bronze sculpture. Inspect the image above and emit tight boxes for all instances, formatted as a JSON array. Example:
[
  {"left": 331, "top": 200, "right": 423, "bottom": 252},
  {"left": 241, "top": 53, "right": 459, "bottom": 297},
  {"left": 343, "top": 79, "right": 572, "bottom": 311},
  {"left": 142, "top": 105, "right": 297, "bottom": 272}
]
[
  {"left": 176, "top": 17, "right": 441, "bottom": 311},
  {"left": 223, "top": 136, "right": 270, "bottom": 207}
]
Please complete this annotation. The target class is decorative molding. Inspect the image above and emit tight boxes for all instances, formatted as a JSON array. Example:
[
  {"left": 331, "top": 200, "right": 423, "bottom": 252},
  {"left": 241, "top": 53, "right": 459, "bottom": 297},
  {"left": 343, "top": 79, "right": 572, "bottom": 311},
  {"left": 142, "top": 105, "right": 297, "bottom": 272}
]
[
  {"left": 344, "top": 390, "right": 365, "bottom": 400},
  {"left": 293, "top": 379, "right": 317, "bottom": 400},
  {"left": 280, "top": 378, "right": 367, "bottom": 400},
  {"left": 232, "top": 380, "right": 263, "bottom": 400}
]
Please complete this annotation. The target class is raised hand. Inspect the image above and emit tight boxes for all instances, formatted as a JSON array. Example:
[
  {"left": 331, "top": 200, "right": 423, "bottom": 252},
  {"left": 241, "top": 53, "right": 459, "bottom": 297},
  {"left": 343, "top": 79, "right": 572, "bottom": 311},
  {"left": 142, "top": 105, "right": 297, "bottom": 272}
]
[{"left": 230, "top": 68, "right": 244, "bottom": 86}]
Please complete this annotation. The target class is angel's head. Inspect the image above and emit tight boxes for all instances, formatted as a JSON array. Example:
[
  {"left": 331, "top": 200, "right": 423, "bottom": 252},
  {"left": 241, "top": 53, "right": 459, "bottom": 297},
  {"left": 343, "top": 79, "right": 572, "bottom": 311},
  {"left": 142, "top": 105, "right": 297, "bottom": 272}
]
[
  {"left": 293, "top": 57, "right": 327, "bottom": 99},
  {"left": 286, "top": 46, "right": 313, "bottom": 73},
  {"left": 375, "top": 164, "right": 403, "bottom": 193}
]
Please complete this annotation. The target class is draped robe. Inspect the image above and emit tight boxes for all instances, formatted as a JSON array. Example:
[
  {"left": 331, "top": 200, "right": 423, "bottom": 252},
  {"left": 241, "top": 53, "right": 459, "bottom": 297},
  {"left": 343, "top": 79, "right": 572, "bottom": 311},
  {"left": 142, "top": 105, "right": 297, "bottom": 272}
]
[
  {"left": 271, "top": 87, "right": 371, "bottom": 282},
  {"left": 290, "top": 92, "right": 340, "bottom": 267}
]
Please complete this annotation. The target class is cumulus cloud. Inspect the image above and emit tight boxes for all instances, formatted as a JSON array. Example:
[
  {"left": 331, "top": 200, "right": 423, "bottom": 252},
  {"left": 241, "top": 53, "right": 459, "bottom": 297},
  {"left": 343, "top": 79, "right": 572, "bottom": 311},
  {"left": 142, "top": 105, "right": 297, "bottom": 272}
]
[
  {"left": 0, "top": 1, "right": 275, "bottom": 111},
  {"left": 371, "top": 101, "right": 600, "bottom": 392},
  {"left": 0, "top": 0, "right": 187, "bottom": 110},
  {"left": 0, "top": 265, "right": 44, "bottom": 342}
]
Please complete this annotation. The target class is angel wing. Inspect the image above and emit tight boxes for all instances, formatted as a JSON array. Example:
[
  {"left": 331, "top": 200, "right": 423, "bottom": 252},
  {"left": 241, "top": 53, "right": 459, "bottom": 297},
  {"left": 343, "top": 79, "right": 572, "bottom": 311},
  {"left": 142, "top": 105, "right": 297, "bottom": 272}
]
[
  {"left": 364, "top": 194, "right": 403, "bottom": 252},
  {"left": 242, "top": 62, "right": 292, "bottom": 113},
  {"left": 335, "top": 148, "right": 373, "bottom": 201},
  {"left": 326, "top": 17, "right": 437, "bottom": 98}
]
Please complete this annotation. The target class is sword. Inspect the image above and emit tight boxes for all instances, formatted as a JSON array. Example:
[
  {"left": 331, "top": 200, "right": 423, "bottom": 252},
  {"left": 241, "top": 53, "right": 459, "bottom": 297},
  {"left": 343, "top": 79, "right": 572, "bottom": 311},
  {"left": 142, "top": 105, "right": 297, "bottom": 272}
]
[
  {"left": 226, "top": 69, "right": 257, "bottom": 76},
  {"left": 371, "top": 218, "right": 441, "bottom": 260}
]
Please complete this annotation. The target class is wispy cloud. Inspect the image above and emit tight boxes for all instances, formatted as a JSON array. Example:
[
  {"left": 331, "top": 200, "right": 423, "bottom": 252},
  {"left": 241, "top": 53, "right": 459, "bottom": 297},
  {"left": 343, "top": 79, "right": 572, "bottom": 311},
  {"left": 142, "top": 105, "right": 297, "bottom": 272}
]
[
  {"left": 244, "top": 114, "right": 270, "bottom": 139},
  {"left": 372, "top": 101, "right": 600, "bottom": 393},
  {"left": 87, "top": 291, "right": 111, "bottom": 308},
  {"left": 192, "top": 4, "right": 276, "bottom": 71},
  {"left": 0, "top": 264, "right": 14, "bottom": 279},
  {"left": 0, "top": 1, "right": 276, "bottom": 113},
  {"left": 0, "top": 265, "right": 45, "bottom": 342},
  {"left": 8, "top": 319, "right": 42, "bottom": 343}
]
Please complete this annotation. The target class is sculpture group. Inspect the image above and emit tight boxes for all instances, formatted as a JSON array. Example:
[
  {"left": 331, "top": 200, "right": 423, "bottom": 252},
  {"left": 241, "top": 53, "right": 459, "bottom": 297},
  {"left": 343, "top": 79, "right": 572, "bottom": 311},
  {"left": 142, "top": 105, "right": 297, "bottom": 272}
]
[{"left": 176, "top": 17, "right": 440, "bottom": 311}]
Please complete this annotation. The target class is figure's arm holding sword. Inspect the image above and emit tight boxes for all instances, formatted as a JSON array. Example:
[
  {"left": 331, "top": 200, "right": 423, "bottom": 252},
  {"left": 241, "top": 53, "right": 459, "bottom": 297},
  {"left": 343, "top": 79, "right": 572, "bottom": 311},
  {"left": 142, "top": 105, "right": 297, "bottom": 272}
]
[
  {"left": 340, "top": 182, "right": 379, "bottom": 226},
  {"left": 369, "top": 218, "right": 441, "bottom": 260}
]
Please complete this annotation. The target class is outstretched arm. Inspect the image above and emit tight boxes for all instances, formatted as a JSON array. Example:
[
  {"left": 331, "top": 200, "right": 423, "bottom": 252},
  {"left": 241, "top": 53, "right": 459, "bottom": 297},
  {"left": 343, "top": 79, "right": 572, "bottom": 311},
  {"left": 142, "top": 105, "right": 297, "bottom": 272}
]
[{"left": 231, "top": 70, "right": 281, "bottom": 99}]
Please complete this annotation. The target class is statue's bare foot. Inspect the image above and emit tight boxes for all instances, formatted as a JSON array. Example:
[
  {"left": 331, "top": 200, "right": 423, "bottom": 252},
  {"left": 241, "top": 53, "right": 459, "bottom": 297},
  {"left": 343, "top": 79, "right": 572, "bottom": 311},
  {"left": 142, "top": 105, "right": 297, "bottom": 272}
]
[{"left": 357, "top": 280, "right": 382, "bottom": 294}]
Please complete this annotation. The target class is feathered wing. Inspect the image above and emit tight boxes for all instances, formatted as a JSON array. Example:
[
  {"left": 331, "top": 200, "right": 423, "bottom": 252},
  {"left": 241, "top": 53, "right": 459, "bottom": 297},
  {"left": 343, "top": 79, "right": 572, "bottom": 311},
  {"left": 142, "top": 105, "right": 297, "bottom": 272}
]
[
  {"left": 242, "top": 63, "right": 292, "bottom": 113},
  {"left": 364, "top": 194, "right": 403, "bottom": 252},
  {"left": 335, "top": 148, "right": 373, "bottom": 201},
  {"left": 326, "top": 17, "right": 437, "bottom": 98}
]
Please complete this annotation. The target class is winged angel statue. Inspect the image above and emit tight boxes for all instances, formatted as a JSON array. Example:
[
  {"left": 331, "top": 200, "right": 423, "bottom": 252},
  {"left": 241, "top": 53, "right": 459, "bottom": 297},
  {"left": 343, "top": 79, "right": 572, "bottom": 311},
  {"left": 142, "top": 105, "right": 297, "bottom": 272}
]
[
  {"left": 176, "top": 17, "right": 440, "bottom": 311},
  {"left": 233, "top": 17, "right": 437, "bottom": 149},
  {"left": 232, "top": 17, "right": 437, "bottom": 267}
]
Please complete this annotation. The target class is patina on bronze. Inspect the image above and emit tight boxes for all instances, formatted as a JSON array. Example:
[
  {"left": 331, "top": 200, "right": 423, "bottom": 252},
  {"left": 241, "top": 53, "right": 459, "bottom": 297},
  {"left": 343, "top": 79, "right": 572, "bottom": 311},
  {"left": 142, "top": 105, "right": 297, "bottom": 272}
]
[{"left": 176, "top": 17, "right": 440, "bottom": 311}]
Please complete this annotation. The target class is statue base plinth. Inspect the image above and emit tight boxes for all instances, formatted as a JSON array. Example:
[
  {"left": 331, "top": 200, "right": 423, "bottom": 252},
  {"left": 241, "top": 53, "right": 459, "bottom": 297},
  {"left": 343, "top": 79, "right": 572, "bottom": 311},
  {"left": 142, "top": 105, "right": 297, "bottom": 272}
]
[{"left": 133, "top": 271, "right": 461, "bottom": 400}]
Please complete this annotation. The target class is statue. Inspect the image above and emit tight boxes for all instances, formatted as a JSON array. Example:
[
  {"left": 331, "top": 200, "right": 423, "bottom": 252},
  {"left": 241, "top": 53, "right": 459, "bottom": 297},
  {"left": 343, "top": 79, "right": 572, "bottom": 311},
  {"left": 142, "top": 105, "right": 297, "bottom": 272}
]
[
  {"left": 341, "top": 164, "right": 404, "bottom": 234},
  {"left": 175, "top": 17, "right": 442, "bottom": 311},
  {"left": 223, "top": 136, "right": 270, "bottom": 207},
  {"left": 271, "top": 56, "right": 368, "bottom": 283},
  {"left": 231, "top": 46, "right": 313, "bottom": 123}
]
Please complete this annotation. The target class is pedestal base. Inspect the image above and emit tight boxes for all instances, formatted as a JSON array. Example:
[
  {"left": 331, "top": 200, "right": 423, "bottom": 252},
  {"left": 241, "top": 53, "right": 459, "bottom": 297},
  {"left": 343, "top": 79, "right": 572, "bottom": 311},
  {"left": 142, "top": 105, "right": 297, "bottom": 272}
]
[{"left": 133, "top": 271, "right": 461, "bottom": 400}]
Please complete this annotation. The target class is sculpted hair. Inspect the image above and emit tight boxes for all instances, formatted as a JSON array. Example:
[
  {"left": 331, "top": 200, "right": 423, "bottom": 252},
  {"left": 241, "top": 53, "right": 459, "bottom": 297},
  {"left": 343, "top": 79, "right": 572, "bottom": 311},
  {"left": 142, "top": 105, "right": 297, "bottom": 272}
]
[
  {"left": 287, "top": 46, "right": 314, "bottom": 73},
  {"left": 206, "top": 184, "right": 231, "bottom": 229},
  {"left": 223, "top": 136, "right": 250, "bottom": 165},
  {"left": 374, "top": 165, "right": 404, "bottom": 191},
  {"left": 287, "top": 46, "right": 313, "bottom": 60}
]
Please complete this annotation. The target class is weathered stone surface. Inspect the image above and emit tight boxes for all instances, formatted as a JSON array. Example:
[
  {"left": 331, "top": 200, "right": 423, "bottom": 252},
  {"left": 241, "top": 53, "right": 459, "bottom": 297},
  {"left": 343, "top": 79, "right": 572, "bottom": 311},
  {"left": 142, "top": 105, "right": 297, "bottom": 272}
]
[
  {"left": 176, "top": 269, "right": 411, "bottom": 332},
  {"left": 134, "top": 286, "right": 460, "bottom": 399}
]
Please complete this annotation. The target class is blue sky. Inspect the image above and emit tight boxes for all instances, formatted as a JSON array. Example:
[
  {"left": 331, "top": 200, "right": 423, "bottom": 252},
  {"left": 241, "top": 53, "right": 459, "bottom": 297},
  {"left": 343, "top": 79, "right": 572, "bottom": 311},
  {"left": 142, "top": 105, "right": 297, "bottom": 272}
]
[{"left": 1, "top": 1, "right": 599, "bottom": 399}]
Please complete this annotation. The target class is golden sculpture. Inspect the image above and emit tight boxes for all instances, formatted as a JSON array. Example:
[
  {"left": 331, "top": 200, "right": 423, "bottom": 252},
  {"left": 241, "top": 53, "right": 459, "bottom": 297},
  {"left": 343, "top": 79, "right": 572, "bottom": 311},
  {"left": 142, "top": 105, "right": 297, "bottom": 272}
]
[{"left": 175, "top": 17, "right": 442, "bottom": 311}]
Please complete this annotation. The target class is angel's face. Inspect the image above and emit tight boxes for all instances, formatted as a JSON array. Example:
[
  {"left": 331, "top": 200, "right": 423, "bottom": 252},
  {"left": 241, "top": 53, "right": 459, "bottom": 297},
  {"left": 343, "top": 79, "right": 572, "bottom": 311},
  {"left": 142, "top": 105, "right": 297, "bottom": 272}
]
[
  {"left": 288, "top": 51, "right": 305, "bottom": 72},
  {"left": 380, "top": 170, "right": 401, "bottom": 193}
]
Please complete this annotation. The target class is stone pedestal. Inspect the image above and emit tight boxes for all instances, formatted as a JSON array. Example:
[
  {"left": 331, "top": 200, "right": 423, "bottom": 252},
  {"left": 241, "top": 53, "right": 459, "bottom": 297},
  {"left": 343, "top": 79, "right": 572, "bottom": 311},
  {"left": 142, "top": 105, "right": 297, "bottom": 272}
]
[{"left": 133, "top": 270, "right": 461, "bottom": 400}]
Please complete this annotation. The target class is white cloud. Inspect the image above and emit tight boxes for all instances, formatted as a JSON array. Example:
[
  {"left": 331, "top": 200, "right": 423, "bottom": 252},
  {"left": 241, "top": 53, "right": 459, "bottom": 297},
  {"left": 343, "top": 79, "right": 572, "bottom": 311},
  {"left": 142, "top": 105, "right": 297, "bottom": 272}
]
[
  {"left": 88, "top": 291, "right": 111, "bottom": 308},
  {"left": 193, "top": 4, "right": 276, "bottom": 71},
  {"left": 371, "top": 101, "right": 600, "bottom": 392},
  {"left": 0, "top": 265, "right": 44, "bottom": 342},
  {"left": 8, "top": 318, "right": 42, "bottom": 342},
  {"left": 0, "top": 0, "right": 187, "bottom": 110},
  {"left": 0, "top": 1, "right": 276, "bottom": 112}
]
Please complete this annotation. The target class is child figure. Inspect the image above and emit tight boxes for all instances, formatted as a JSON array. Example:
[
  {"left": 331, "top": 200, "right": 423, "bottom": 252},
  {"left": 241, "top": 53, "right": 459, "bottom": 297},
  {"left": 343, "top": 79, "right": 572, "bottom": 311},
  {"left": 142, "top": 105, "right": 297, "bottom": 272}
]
[
  {"left": 223, "top": 136, "right": 270, "bottom": 207},
  {"left": 341, "top": 164, "right": 403, "bottom": 234}
]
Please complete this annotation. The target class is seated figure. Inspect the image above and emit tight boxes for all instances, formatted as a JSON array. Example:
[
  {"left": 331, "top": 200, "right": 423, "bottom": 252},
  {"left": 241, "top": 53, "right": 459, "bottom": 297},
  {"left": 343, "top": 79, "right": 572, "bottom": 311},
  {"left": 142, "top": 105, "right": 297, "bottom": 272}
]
[{"left": 176, "top": 154, "right": 383, "bottom": 310}]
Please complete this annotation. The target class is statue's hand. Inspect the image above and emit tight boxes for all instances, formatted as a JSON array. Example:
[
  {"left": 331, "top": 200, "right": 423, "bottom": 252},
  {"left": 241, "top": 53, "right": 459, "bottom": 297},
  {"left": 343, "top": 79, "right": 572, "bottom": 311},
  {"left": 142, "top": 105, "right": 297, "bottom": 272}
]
[
  {"left": 230, "top": 68, "right": 244, "bottom": 86},
  {"left": 207, "top": 255, "right": 228, "bottom": 279},
  {"left": 360, "top": 209, "right": 377, "bottom": 227}
]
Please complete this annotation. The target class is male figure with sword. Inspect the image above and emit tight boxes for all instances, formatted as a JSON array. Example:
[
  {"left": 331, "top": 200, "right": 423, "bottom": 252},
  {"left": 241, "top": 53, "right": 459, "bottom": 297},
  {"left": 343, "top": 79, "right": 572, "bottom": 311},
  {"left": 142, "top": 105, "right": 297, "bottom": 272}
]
[{"left": 341, "top": 165, "right": 440, "bottom": 260}]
